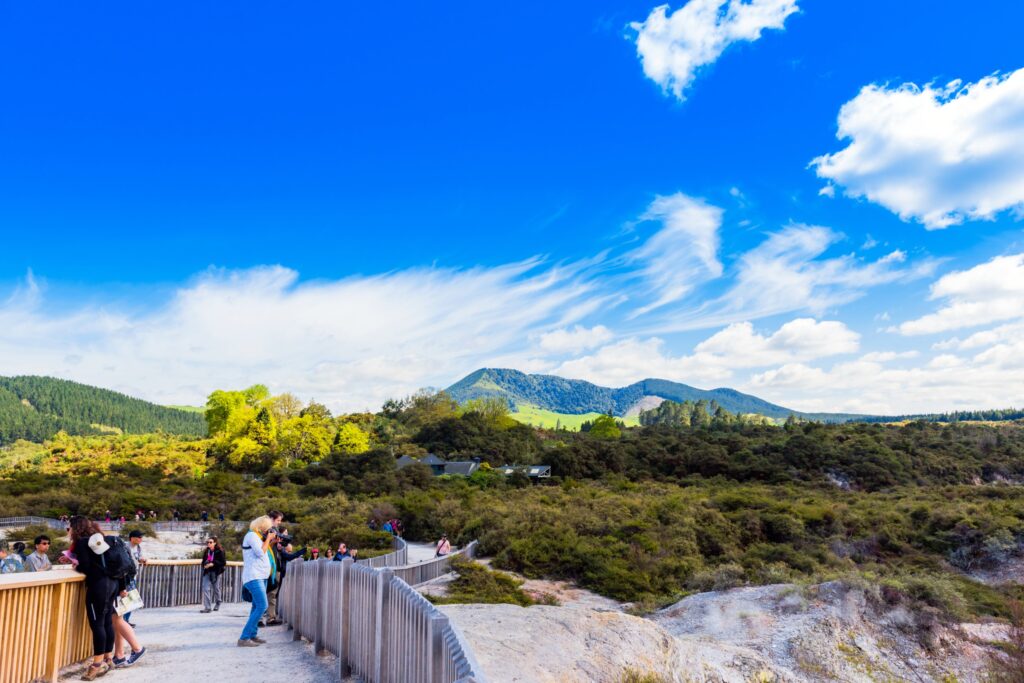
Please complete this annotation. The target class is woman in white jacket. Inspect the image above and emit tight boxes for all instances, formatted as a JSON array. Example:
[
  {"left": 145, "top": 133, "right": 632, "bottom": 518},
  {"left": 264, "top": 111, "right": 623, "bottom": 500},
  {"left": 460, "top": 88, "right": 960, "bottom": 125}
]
[{"left": 238, "top": 515, "right": 276, "bottom": 647}]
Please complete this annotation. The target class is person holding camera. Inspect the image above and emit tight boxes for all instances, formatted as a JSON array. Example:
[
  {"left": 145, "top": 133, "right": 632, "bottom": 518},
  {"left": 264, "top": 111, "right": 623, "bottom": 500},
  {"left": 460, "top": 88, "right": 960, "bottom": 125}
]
[{"left": 238, "top": 516, "right": 276, "bottom": 647}]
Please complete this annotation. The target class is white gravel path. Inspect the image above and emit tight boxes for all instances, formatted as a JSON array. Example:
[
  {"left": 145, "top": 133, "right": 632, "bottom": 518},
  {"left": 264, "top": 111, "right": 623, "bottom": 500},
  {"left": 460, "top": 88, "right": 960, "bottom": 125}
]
[{"left": 60, "top": 603, "right": 341, "bottom": 683}]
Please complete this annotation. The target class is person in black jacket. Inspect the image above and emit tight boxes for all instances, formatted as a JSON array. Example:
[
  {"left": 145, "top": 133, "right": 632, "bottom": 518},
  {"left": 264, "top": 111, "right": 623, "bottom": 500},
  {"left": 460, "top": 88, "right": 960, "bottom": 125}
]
[
  {"left": 263, "top": 536, "right": 305, "bottom": 626},
  {"left": 200, "top": 536, "right": 227, "bottom": 613},
  {"left": 68, "top": 515, "right": 147, "bottom": 679}
]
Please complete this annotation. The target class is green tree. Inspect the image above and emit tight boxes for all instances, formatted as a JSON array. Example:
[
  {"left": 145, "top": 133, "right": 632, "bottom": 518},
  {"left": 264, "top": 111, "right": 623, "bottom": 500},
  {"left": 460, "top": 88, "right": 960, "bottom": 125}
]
[
  {"left": 334, "top": 423, "right": 370, "bottom": 455},
  {"left": 589, "top": 414, "right": 621, "bottom": 440}
]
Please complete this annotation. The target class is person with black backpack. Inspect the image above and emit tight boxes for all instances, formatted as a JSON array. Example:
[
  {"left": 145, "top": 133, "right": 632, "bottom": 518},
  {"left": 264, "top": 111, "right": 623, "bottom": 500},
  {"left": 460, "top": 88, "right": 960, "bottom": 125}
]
[{"left": 68, "top": 515, "right": 146, "bottom": 680}]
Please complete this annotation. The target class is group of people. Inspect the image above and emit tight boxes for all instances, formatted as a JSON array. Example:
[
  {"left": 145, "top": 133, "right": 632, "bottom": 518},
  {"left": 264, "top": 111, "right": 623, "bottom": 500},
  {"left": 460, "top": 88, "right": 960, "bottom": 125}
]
[
  {"left": 237, "top": 510, "right": 309, "bottom": 645},
  {"left": 368, "top": 517, "right": 404, "bottom": 536},
  {"left": 65, "top": 518, "right": 149, "bottom": 680},
  {"left": 306, "top": 542, "right": 359, "bottom": 562},
  {"left": 0, "top": 534, "right": 54, "bottom": 573}
]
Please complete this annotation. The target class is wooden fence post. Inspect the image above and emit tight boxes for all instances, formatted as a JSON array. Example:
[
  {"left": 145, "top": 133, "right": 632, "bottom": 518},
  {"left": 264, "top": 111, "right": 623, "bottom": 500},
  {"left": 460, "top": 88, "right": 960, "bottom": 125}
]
[{"left": 373, "top": 568, "right": 394, "bottom": 683}]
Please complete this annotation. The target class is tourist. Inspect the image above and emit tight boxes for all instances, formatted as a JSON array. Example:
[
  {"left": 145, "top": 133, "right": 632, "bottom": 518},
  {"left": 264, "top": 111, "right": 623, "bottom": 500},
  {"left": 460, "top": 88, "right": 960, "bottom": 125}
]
[
  {"left": 200, "top": 536, "right": 226, "bottom": 613},
  {"left": 393, "top": 519, "right": 404, "bottom": 537},
  {"left": 324, "top": 548, "right": 335, "bottom": 561},
  {"left": 201, "top": 510, "right": 209, "bottom": 522},
  {"left": 262, "top": 510, "right": 285, "bottom": 625},
  {"left": 25, "top": 534, "right": 52, "bottom": 572},
  {"left": 172, "top": 509, "right": 180, "bottom": 523},
  {"left": 111, "top": 609, "right": 146, "bottom": 669},
  {"left": 218, "top": 511, "right": 225, "bottom": 522},
  {"left": 0, "top": 543, "right": 25, "bottom": 573},
  {"left": 381, "top": 520, "right": 393, "bottom": 535},
  {"left": 105, "top": 510, "right": 112, "bottom": 523},
  {"left": 68, "top": 516, "right": 131, "bottom": 679},
  {"left": 435, "top": 534, "right": 451, "bottom": 557},
  {"left": 148, "top": 510, "right": 156, "bottom": 521},
  {"left": 123, "top": 530, "right": 147, "bottom": 627},
  {"left": 267, "top": 535, "right": 304, "bottom": 625},
  {"left": 308, "top": 548, "right": 320, "bottom": 561},
  {"left": 238, "top": 515, "right": 275, "bottom": 647}
]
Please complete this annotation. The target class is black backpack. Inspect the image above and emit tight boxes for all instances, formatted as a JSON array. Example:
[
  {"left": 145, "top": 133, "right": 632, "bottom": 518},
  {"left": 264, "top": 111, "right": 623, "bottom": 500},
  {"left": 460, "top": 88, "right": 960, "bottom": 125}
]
[{"left": 99, "top": 535, "right": 136, "bottom": 581}]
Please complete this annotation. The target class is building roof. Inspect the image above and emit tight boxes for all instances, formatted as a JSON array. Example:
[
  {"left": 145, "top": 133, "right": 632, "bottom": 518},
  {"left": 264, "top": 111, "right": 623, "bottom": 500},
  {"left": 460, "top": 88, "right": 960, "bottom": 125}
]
[
  {"left": 496, "top": 464, "right": 552, "bottom": 478},
  {"left": 443, "top": 461, "right": 480, "bottom": 477},
  {"left": 421, "top": 453, "right": 447, "bottom": 465}
]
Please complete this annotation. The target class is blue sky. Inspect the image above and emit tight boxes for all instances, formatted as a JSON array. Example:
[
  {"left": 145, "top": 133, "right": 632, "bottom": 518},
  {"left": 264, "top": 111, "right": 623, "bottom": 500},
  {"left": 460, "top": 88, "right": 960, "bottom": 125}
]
[{"left": 1, "top": 1, "right": 1023, "bottom": 413}]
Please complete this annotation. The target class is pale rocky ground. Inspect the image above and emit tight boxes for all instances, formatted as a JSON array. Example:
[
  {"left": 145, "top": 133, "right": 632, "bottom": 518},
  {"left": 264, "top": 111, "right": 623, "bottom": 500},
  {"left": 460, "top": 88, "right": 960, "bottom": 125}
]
[
  {"left": 58, "top": 602, "right": 340, "bottom": 683},
  {"left": 429, "top": 566, "right": 1014, "bottom": 682}
]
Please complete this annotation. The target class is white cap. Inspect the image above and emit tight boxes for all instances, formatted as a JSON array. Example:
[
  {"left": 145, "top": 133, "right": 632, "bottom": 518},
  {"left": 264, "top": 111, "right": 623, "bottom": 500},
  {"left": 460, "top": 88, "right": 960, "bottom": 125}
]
[{"left": 88, "top": 533, "right": 110, "bottom": 555}]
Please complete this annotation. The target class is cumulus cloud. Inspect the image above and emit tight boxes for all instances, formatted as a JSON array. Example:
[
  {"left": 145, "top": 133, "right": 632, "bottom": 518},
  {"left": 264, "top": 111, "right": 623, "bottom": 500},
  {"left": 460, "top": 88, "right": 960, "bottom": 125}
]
[
  {"left": 0, "top": 262, "right": 596, "bottom": 412},
  {"left": 630, "top": 0, "right": 799, "bottom": 101},
  {"left": 628, "top": 192, "right": 723, "bottom": 316},
  {"left": 748, "top": 348, "right": 1024, "bottom": 414},
  {"left": 552, "top": 318, "right": 857, "bottom": 387},
  {"left": 897, "top": 253, "right": 1024, "bottom": 335},
  {"left": 536, "top": 325, "right": 614, "bottom": 354},
  {"left": 812, "top": 68, "right": 1024, "bottom": 229}
]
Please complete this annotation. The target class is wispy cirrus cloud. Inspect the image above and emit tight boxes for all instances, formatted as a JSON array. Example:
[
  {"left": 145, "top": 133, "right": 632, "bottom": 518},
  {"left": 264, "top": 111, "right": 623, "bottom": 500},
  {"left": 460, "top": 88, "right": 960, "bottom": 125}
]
[
  {"left": 813, "top": 68, "right": 1024, "bottom": 229},
  {"left": 630, "top": 0, "right": 799, "bottom": 101}
]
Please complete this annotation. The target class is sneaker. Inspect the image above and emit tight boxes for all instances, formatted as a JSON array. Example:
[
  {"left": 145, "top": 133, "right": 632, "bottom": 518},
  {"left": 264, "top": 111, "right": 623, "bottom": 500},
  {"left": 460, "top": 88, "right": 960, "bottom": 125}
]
[
  {"left": 111, "top": 656, "right": 128, "bottom": 669},
  {"left": 126, "top": 622, "right": 137, "bottom": 628},
  {"left": 251, "top": 636, "right": 267, "bottom": 644},
  {"left": 213, "top": 603, "right": 220, "bottom": 611},
  {"left": 126, "top": 647, "right": 146, "bottom": 665},
  {"left": 200, "top": 608, "right": 212, "bottom": 613},
  {"left": 265, "top": 619, "right": 283, "bottom": 626},
  {"left": 237, "top": 639, "right": 261, "bottom": 647},
  {"left": 81, "top": 662, "right": 108, "bottom": 681}
]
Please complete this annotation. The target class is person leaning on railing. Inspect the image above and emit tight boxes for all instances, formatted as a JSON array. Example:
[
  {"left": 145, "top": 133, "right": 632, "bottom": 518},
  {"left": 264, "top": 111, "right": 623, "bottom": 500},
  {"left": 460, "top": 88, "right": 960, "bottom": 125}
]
[
  {"left": 0, "top": 542, "right": 25, "bottom": 572},
  {"left": 25, "top": 534, "right": 53, "bottom": 571},
  {"left": 238, "top": 515, "right": 276, "bottom": 647}
]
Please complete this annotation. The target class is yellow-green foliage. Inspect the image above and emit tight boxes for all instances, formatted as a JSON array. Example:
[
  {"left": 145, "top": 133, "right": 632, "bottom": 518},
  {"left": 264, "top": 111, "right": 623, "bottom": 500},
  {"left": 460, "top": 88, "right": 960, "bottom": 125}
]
[
  {"left": 34, "top": 433, "right": 210, "bottom": 478},
  {"left": 427, "top": 557, "right": 537, "bottom": 607},
  {"left": 509, "top": 403, "right": 640, "bottom": 430}
]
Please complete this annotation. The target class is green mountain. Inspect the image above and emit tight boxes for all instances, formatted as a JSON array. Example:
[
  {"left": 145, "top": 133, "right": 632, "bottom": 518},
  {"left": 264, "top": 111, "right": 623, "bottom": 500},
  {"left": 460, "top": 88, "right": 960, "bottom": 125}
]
[
  {"left": 0, "top": 376, "right": 208, "bottom": 445},
  {"left": 446, "top": 368, "right": 866, "bottom": 423}
]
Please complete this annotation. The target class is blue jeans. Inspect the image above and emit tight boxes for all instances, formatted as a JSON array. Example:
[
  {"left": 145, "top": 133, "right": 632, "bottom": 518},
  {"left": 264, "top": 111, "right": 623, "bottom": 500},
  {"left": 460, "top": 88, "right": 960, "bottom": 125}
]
[{"left": 241, "top": 579, "right": 268, "bottom": 640}]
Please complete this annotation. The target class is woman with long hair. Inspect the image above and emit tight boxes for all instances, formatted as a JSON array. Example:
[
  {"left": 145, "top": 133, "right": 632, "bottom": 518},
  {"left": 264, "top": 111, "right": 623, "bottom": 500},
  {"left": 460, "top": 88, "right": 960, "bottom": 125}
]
[
  {"left": 238, "top": 515, "right": 276, "bottom": 646},
  {"left": 200, "top": 536, "right": 226, "bottom": 613}
]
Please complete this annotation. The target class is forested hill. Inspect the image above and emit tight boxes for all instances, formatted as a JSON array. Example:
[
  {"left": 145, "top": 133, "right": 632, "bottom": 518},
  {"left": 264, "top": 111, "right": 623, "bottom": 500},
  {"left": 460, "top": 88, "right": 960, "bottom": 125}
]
[
  {"left": 0, "top": 376, "right": 207, "bottom": 445},
  {"left": 446, "top": 368, "right": 866, "bottom": 422}
]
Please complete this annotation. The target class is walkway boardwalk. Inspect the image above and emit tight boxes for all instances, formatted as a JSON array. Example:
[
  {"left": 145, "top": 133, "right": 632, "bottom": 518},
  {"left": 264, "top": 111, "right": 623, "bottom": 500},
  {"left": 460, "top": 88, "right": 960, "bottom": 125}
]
[{"left": 59, "top": 603, "right": 341, "bottom": 683}]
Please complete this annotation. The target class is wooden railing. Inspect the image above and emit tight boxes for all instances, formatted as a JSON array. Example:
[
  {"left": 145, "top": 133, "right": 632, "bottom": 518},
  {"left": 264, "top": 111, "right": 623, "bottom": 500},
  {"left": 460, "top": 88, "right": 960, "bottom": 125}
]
[
  {"left": 391, "top": 541, "right": 477, "bottom": 586},
  {"left": 279, "top": 556, "right": 482, "bottom": 683},
  {"left": 0, "top": 516, "right": 247, "bottom": 534},
  {"left": 135, "top": 560, "right": 244, "bottom": 608},
  {"left": 0, "top": 570, "right": 91, "bottom": 683}
]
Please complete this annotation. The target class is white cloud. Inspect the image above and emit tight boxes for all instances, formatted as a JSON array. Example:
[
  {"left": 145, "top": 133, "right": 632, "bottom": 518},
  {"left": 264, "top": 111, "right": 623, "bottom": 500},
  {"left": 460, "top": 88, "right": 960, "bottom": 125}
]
[
  {"left": 897, "top": 253, "right": 1024, "bottom": 335},
  {"left": 648, "top": 224, "right": 933, "bottom": 332},
  {"left": 858, "top": 350, "right": 917, "bottom": 362},
  {"left": 812, "top": 68, "right": 1024, "bottom": 229},
  {"left": 630, "top": 0, "right": 799, "bottom": 101},
  {"left": 628, "top": 192, "right": 723, "bottom": 316},
  {"left": 537, "top": 325, "right": 614, "bottom": 354},
  {"left": 553, "top": 317, "right": 857, "bottom": 387},
  {"left": 0, "top": 262, "right": 596, "bottom": 412},
  {"left": 818, "top": 184, "right": 835, "bottom": 198},
  {"left": 748, "top": 352, "right": 1024, "bottom": 414}
]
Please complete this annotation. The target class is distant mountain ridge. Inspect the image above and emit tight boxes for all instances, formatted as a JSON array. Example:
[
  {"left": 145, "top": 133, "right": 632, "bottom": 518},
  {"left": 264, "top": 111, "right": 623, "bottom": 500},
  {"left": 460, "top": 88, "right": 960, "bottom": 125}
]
[
  {"left": 0, "top": 376, "right": 208, "bottom": 445},
  {"left": 446, "top": 368, "right": 866, "bottom": 423}
]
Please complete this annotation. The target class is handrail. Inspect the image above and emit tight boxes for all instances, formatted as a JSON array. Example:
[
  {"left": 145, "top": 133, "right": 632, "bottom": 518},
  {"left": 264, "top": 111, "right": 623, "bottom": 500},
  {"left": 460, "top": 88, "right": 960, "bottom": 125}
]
[
  {"left": 0, "top": 516, "right": 247, "bottom": 533},
  {"left": 389, "top": 541, "right": 478, "bottom": 586},
  {"left": 279, "top": 553, "right": 483, "bottom": 683}
]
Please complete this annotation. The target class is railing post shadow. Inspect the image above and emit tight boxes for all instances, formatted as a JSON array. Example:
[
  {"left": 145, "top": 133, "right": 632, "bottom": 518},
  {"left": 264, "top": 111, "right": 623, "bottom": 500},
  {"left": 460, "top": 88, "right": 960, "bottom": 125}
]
[{"left": 373, "top": 568, "right": 393, "bottom": 683}]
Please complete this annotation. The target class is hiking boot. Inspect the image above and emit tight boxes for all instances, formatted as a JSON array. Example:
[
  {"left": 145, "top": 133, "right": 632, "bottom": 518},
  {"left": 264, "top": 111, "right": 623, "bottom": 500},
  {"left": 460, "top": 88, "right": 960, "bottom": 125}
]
[
  {"left": 126, "top": 647, "right": 146, "bottom": 665},
  {"left": 251, "top": 636, "right": 267, "bottom": 644},
  {"left": 237, "top": 639, "right": 261, "bottom": 647},
  {"left": 213, "top": 602, "right": 220, "bottom": 611},
  {"left": 81, "top": 662, "right": 108, "bottom": 680},
  {"left": 200, "top": 608, "right": 212, "bottom": 613}
]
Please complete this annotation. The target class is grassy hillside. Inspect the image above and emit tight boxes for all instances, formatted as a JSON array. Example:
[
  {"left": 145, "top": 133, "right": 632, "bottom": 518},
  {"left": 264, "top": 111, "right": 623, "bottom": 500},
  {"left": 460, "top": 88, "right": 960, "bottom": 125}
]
[
  {"left": 509, "top": 403, "right": 640, "bottom": 430},
  {"left": 0, "top": 376, "right": 207, "bottom": 445}
]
